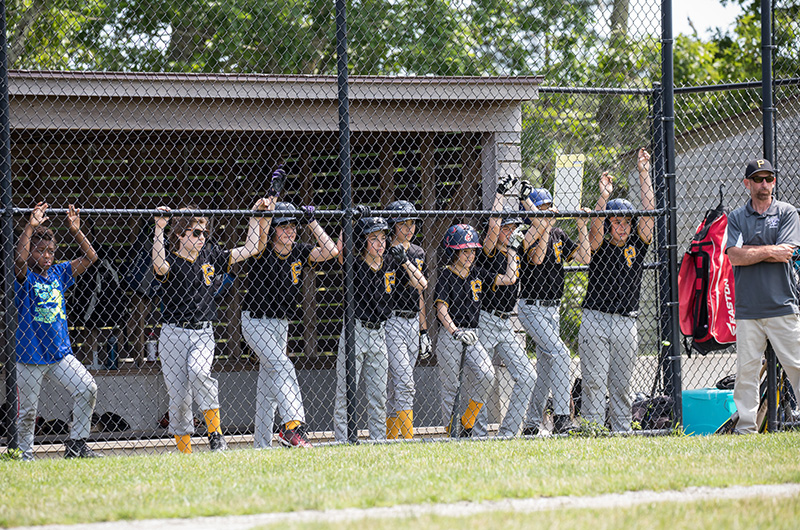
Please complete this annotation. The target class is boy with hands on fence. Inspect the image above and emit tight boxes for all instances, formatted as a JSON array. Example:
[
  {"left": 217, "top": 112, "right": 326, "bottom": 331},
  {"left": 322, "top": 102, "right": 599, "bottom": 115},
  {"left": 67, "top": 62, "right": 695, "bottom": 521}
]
[
  {"left": 153, "top": 183, "right": 276, "bottom": 454},
  {"left": 518, "top": 188, "right": 591, "bottom": 435},
  {"left": 14, "top": 202, "right": 101, "bottom": 460},
  {"left": 242, "top": 195, "right": 339, "bottom": 449},
  {"left": 474, "top": 178, "right": 533, "bottom": 437},
  {"left": 435, "top": 180, "right": 519, "bottom": 437},
  {"left": 333, "top": 208, "right": 426, "bottom": 442},
  {"left": 578, "top": 147, "right": 654, "bottom": 432},
  {"left": 383, "top": 200, "right": 429, "bottom": 440}
]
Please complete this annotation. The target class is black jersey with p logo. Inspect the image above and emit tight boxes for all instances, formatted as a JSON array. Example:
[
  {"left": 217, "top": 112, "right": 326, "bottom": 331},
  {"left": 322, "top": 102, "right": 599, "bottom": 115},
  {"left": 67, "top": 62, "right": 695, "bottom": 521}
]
[
  {"left": 157, "top": 244, "right": 232, "bottom": 324},
  {"left": 243, "top": 243, "right": 314, "bottom": 320}
]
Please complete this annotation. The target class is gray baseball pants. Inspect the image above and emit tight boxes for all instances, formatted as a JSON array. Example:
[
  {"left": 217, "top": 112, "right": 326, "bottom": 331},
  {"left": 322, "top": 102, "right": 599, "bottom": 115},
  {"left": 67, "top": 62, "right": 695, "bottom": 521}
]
[
  {"left": 16, "top": 355, "right": 97, "bottom": 460},
  {"left": 242, "top": 312, "right": 306, "bottom": 448},
  {"left": 578, "top": 308, "right": 637, "bottom": 432},
  {"left": 159, "top": 323, "right": 219, "bottom": 436},
  {"left": 386, "top": 314, "right": 418, "bottom": 415},
  {"left": 333, "top": 320, "right": 388, "bottom": 442},
  {"left": 478, "top": 310, "right": 535, "bottom": 436},
  {"left": 518, "top": 300, "right": 571, "bottom": 429},
  {"left": 438, "top": 327, "right": 495, "bottom": 426}
]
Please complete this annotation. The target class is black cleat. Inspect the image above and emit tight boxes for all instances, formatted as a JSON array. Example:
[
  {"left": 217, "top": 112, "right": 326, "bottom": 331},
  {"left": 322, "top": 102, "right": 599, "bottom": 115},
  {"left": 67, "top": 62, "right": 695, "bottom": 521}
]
[
  {"left": 553, "top": 415, "right": 576, "bottom": 434},
  {"left": 521, "top": 426, "right": 540, "bottom": 436},
  {"left": 64, "top": 439, "right": 103, "bottom": 459},
  {"left": 209, "top": 431, "right": 228, "bottom": 452}
]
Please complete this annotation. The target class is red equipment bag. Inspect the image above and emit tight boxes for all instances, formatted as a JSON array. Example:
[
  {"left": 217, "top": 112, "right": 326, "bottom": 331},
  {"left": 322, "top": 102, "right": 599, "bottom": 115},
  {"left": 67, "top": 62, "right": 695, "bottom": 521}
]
[{"left": 678, "top": 189, "right": 737, "bottom": 356}]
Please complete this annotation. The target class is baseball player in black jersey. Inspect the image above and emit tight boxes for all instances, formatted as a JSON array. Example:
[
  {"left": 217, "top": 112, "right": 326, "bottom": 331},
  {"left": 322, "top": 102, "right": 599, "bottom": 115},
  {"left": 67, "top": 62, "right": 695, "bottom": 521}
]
[
  {"left": 242, "top": 201, "right": 338, "bottom": 449},
  {"left": 518, "top": 188, "right": 591, "bottom": 436},
  {"left": 580, "top": 148, "right": 654, "bottom": 432},
  {"left": 383, "top": 201, "right": 429, "bottom": 439},
  {"left": 333, "top": 212, "right": 426, "bottom": 442},
  {"left": 475, "top": 180, "right": 530, "bottom": 437},
  {"left": 153, "top": 191, "right": 275, "bottom": 454},
  {"left": 435, "top": 216, "right": 518, "bottom": 438}
]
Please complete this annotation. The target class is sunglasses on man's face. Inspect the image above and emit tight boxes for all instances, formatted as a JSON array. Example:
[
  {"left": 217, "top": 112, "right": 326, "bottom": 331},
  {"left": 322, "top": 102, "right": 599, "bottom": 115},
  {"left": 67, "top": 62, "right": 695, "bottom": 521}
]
[
  {"left": 748, "top": 175, "right": 775, "bottom": 184},
  {"left": 187, "top": 228, "right": 209, "bottom": 238}
]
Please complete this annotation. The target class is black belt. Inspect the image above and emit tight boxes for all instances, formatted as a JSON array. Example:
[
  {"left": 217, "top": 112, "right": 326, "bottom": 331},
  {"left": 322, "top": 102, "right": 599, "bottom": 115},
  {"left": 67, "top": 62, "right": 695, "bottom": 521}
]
[
  {"left": 170, "top": 321, "right": 211, "bottom": 330},
  {"left": 393, "top": 310, "right": 418, "bottom": 319},
  {"left": 358, "top": 320, "right": 385, "bottom": 330},
  {"left": 244, "top": 310, "right": 280, "bottom": 320},
  {"left": 490, "top": 309, "right": 514, "bottom": 319},
  {"left": 526, "top": 299, "right": 560, "bottom": 307}
]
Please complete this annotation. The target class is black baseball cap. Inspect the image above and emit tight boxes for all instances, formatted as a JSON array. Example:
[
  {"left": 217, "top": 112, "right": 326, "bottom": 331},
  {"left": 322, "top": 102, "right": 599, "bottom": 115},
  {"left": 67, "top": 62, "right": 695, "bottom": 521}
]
[{"left": 744, "top": 159, "right": 775, "bottom": 179}]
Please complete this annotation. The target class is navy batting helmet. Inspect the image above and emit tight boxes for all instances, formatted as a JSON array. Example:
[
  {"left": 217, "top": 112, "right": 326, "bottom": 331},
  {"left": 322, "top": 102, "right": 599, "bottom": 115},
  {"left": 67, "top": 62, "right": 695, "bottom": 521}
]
[
  {"left": 604, "top": 198, "right": 636, "bottom": 234},
  {"left": 385, "top": 200, "right": 421, "bottom": 227},
  {"left": 354, "top": 216, "right": 389, "bottom": 254},
  {"left": 442, "top": 223, "right": 482, "bottom": 250},
  {"left": 528, "top": 188, "right": 554, "bottom": 208},
  {"left": 441, "top": 223, "right": 481, "bottom": 265}
]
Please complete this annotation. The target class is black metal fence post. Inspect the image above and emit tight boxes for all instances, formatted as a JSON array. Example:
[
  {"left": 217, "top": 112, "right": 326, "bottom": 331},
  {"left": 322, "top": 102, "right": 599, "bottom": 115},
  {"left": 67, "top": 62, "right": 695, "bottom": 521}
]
[
  {"left": 335, "top": 0, "right": 358, "bottom": 444},
  {"left": 761, "top": 0, "right": 778, "bottom": 433},
  {"left": 652, "top": 82, "right": 675, "bottom": 402},
  {"left": 0, "top": 0, "right": 18, "bottom": 450},
  {"left": 661, "top": 0, "right": 683, "bottom": 427}
]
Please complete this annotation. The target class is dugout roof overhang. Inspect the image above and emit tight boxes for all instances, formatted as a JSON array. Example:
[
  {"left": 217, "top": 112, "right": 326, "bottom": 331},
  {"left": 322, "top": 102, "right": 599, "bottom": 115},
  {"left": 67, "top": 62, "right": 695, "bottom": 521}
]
[{"left": 9, "top": 71, "right": 542, "bottom": 133}]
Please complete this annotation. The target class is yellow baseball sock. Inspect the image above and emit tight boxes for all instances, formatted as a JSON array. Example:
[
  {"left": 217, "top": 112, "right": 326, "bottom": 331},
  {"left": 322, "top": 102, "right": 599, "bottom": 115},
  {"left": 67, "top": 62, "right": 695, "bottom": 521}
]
[
  {"left": 285, "top": 420, "right": 301, "bottom": 431},
  {"left": 175, "top": 434, "right": 192, "bottom": 454},
  {"left": 386, "top": 416, "right": 400, "bottom": 439},
  {"left": 461, "top": 400, "right": 483, "bottom": 430},
  {"left": 203, "top": 408, "right": 221, "bottom": 434},
  {"left": 398, "top": 409, "right": 414, "bottom": 439}
]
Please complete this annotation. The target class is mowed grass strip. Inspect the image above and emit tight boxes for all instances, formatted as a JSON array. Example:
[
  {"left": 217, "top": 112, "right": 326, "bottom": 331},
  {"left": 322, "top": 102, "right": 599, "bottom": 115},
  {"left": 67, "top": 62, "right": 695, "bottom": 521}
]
[
  {"left": 263, "top": 494, "right": 800, "bottom": 530},
  {"left": 1, "top": 432, "right": 800, "bottom": 527}
]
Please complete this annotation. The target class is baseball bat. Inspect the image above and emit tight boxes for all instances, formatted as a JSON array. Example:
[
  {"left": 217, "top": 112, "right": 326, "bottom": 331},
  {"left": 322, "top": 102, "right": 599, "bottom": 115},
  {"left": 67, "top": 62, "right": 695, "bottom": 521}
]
[{"left": 448, "top": 342, "right": 468, "bottom": 438}]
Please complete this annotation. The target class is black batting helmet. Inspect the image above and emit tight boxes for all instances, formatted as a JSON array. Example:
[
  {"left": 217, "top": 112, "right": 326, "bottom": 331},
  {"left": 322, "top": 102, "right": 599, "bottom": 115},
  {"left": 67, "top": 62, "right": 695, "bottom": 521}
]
[
  {"left": 273, "top": 201, "right": 299, "bottom": 226},
  {"left": 385, "top": 200, "right": 421, "bottom": 228},
  {"left": 354, "top": 216, "right": 389, "bottom": 254}
]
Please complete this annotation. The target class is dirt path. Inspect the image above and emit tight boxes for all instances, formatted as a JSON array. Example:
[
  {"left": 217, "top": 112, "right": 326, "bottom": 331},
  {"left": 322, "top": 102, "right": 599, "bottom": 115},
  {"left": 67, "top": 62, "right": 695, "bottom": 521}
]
[{"left": 13, "top": 483, "right": 800, "bottom": 530}]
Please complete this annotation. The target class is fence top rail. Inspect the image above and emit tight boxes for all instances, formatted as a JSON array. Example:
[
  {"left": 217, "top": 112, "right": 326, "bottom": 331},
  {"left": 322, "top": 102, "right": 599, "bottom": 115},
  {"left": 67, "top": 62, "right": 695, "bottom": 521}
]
[
  {"left": 539, "top": 86, "right": 653, "bottom": 96},
  {"left": 6, "top": 207, "right": 667, "bottom": 218},
  {"left": 675, "top": 77, "right": 800, "bottom": 94}
]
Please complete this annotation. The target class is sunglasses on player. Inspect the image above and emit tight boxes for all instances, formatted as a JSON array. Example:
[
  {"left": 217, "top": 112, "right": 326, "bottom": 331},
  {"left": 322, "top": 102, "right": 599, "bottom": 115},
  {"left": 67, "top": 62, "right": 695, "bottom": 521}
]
[
  {"left": 748, "top": 175, "right": 775, "bottom": 184},
  {"left": 187, "top": 228, "right": 209, "bottom": 238}
]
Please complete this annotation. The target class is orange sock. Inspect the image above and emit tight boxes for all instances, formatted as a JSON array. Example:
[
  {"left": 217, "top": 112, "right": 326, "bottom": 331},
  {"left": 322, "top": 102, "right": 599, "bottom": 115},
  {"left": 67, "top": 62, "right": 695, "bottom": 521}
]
[
  {"left": 203, "top": 408, "right": 221, "bottom": 434},
  {"left": 397, "top": 409, "right": 414, "bottom": 439},
  {"left": 285, "top": 420, "right": 301, "bottom": 431},
  {"left": 386, "top": 416, "right": 400, "bottom": 439},
  {"left": 461, "top": 400, "right": 483, "bottom": 430},
  {"left": 175, "top": 434, "right": 192, "bottom": 454}
]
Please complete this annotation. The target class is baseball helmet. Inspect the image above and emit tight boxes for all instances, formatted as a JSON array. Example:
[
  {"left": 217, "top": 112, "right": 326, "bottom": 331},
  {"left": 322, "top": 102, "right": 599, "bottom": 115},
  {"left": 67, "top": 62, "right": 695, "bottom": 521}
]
[
  {"left": 500, "top": 211, "right": 525, "bottom": 227},
  {"left": 385, "top": 200, "right": 421, "bottom": 227},
  {"left": 528, "top": 188, "right": 554, "bottom": 208},
  {"left": 441, "top": 223, "right": 481, "bottom": 265},
  {"left": 354, "top": 216, "right": 389, "bottom": 253},
  {"left": 273, "top": 201, "right": 299, "bottom": 226},
  {"left": 605, "top": 198, "right": 636, "bottom": 214},
  {"left": 604, "top": 198, "right": 636, "bottom": 234}
]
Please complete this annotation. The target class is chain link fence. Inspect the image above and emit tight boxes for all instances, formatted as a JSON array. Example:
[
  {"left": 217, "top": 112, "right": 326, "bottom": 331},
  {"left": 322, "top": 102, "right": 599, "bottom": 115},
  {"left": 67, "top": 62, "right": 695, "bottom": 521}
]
[{"left": 2, "top": 0, "right": 793, "bottom": 458}]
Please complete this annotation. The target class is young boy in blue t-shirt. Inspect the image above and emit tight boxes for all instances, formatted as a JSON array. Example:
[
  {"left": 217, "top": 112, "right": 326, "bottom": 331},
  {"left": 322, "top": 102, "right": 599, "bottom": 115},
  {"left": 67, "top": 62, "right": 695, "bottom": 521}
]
[{"left": 15, "top": 201, "right": 101, "bottom": 460}]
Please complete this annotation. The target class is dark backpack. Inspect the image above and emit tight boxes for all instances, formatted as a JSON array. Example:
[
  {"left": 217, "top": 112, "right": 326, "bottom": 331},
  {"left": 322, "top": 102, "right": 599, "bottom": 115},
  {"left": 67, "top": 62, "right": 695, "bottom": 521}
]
[
  {"left": 69, "top": 246, "right": 130, "bottom": 329},
  {"left": 678, "top": 187, "right": 737, "bottom": 356}
]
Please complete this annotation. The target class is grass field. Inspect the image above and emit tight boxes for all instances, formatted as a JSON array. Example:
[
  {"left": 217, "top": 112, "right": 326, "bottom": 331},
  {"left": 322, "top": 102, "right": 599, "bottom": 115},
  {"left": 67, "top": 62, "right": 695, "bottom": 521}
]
[{"left": 2, "top": 432, "right": 800, "bottom": 528}]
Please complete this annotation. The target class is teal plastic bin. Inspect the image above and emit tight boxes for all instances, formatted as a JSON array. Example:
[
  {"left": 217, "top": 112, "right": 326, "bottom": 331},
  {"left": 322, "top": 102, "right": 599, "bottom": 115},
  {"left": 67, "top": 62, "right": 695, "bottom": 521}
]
[{"left": 682, "top": 388, "right": 737, "bottom": 435}]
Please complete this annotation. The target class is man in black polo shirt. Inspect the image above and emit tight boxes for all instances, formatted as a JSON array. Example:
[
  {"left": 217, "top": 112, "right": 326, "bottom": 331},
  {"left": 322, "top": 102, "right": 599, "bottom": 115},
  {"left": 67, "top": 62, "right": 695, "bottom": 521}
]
[{"left": 726, "top": 158, "right": 800, "bottom": 434}]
